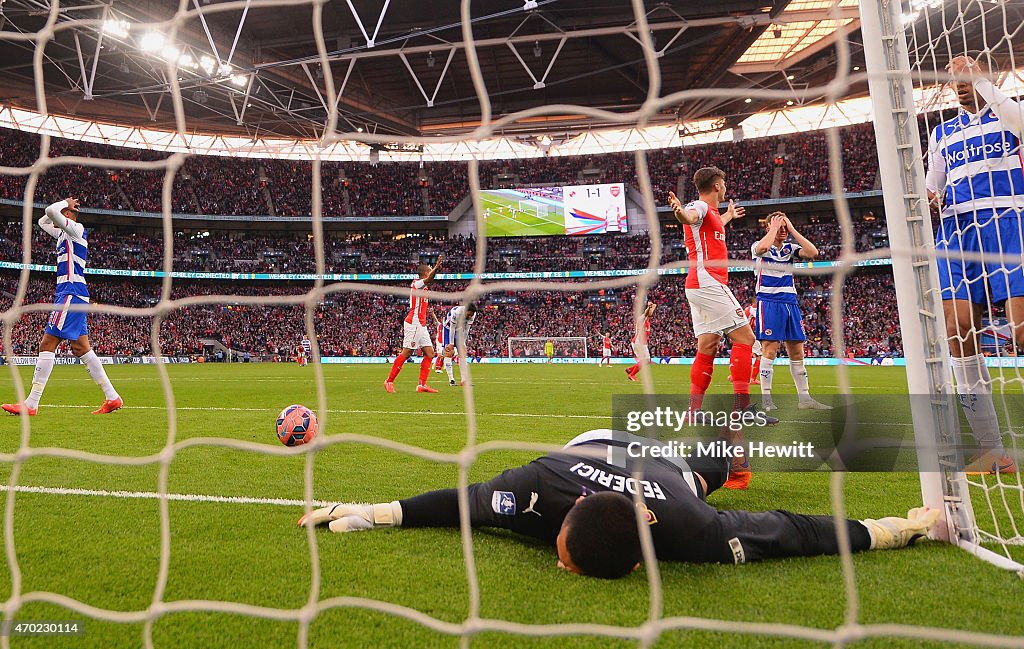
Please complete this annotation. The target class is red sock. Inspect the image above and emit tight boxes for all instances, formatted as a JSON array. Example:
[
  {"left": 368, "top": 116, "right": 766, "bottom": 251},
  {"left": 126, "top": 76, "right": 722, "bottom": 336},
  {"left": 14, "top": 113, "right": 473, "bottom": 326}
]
[
  {"left": 419, "top": 358, "right": 431, "bottom": 385},
  {"left": 750, "top": 354, "right": 760, "bottom": 382},
  {"left": 387, "top": 355, "right": 407, "bottom": 382},
  {"left": 731, "top": 343, "right": 753, "bottom": 411},
  {"left": 627, "top": 363, "right": 639, "bottom": 376},
  {"left": 689, "top": 352, "right": 715, "bottom": 410}
]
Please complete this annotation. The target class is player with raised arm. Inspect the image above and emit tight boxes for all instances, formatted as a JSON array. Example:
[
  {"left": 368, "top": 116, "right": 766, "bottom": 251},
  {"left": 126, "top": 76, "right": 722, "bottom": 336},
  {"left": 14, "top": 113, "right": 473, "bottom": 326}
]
[
  {"left": 299, "top": 429, "right": 941, "bottom": 579},
  {"left": 441, "top": 303, "right": 478, "bottom": 387},
  {"left": 384, "top": 255, "right": 443, "bottom": 394},
  {"left": 752, "top": 212, "right": 831, "bottom": 411},
  {"left": 669, "top": 166, "right": 777, "bottom": 489},
  {"left": 2, "top": 198, "right": 122, "bottom": 416},
  {"left": 600, "top": 331, "right": 612, "bottom": 367},
  {"left": 925, "top": 54, "right": 1024, "bottom": 474},
  {"left": 625, "top": 303, "right": 656, "bottom": 382}
]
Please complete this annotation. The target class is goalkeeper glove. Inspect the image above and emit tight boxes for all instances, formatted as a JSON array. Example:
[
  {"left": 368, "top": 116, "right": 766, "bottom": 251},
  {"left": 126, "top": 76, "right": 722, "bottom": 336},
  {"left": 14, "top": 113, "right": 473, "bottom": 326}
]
[
  {"left": 861, "top": 507, "right": 941, "bottom": 551},
  {"left": 297, "top": 502, "right": 403, "bottom": 533}
]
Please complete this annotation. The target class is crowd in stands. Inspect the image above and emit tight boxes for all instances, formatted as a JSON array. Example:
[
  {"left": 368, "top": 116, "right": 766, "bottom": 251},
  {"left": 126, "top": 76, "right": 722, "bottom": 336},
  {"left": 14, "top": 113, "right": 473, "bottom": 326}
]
[
  {"left": 0, "top": 270, "right": 901, "bottom": 360},
  {"left": 0, "top": 120, "right": 885, "bottom": 218},
  {"left": 0, "top": 216, "right": 889, "bottom": 276}
]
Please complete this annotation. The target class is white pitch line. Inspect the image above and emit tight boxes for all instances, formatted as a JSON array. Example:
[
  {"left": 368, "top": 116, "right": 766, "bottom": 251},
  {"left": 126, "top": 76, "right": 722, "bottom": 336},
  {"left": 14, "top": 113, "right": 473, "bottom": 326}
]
[
  {"left": 33, "top": 404, "right": 605, "bottom": 419},
  {"left": 0, "top": 484, "right": 329, "bottom": 507}
]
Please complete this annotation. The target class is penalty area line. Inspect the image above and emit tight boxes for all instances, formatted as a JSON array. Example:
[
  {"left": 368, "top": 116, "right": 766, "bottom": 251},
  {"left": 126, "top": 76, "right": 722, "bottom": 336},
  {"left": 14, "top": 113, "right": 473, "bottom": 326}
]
[{"left": 0, "top": 484, "right": 329, "bottom": 507}]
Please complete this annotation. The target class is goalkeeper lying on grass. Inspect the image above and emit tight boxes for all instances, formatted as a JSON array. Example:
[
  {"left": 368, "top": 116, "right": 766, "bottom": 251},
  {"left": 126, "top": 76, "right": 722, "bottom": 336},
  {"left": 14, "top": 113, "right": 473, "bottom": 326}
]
[{"left": 300, "top": 429, "right": 939, "bottom": 579}]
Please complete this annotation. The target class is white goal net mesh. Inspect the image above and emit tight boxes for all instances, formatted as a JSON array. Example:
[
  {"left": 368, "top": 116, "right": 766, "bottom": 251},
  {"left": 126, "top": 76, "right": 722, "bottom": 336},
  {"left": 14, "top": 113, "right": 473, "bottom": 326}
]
[{"left": 0, "top": 0, "right": 1021, "bottom": 647}]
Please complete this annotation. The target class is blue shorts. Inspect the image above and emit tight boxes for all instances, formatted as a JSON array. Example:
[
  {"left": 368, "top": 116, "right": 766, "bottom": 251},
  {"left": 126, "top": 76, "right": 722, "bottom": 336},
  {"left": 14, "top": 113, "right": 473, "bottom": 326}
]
[
  {"left": 441, "top": 325, "right": 464, "bottom": 348},
  {"left": 44, "top": 293, "right": 89, "bottom": 340},
  {"left": 936, "top": 209, "right": 1024, "bottom": 304},
  {"left": 756, "top": 300, "right": 805, "bottom": 342}
]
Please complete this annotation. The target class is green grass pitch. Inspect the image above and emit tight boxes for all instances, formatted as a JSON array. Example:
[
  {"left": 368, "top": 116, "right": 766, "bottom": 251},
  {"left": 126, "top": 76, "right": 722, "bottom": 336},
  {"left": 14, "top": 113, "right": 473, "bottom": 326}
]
[
  {"left": 0, "top": 362, "right": 1020, "bottom": 648},
  {"left": 480, "top": 190, "right": 565, "bottom": 238}
]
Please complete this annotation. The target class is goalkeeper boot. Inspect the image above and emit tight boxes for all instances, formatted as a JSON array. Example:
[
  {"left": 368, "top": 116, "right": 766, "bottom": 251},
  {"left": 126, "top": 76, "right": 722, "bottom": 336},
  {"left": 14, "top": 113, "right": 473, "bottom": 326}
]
[
  {"left": 965, "top": 449, "right": 1018, "bottom": 475},
  {"left": 416, "top": 384, "right": 438, "bottom": 393},
  {"left": 92, "top": 397, "right": 123, "bottom": 414},
  {"left": 798, "top": 397, "right": 833, "bottom": 410},
  {"left": 2, "top": 403, "right": 36, "bottom": 416},
  {"left": 724, "top": 455, "right": 752, "bottom": 490}
]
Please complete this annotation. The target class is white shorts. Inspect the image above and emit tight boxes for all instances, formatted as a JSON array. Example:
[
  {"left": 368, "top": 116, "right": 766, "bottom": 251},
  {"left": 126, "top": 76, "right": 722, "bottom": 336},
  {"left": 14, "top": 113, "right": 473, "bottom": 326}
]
[
  {"left": 752, "top": 339, "right": 763, "bottom": 356},
  {"left": 685, "top": 284, "right": 748, "bottom": 338},
  {"left": 403, "top": 322, "right": 433, "bottom": 350},
  {"left": 602, "top": 348, "right": 612, "bottom": 357},
  {"left": 631, "top": 342, "right": 650, "bottom": 362}
]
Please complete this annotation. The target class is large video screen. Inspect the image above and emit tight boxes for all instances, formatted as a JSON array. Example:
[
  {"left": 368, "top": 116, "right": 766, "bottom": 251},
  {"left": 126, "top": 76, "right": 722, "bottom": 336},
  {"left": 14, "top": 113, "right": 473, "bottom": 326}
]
[{"left": 481, "top": 182, "right": 627, "bottom": 238}]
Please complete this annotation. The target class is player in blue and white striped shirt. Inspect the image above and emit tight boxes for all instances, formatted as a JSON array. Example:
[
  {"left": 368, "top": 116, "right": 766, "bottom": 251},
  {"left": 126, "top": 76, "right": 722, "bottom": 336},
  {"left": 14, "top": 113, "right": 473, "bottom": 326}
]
[
  {"left": 925, "top": 55, "right": 1023, "bottom": 475},
  {"left": 751, "top": 212, "right": 830, "bottom": 411},
  {"left": 2, "top": 198, "right": 122, "bottom": 416},
  {"left": 440, "top": 303, "right": 477, "bottom": 387}
]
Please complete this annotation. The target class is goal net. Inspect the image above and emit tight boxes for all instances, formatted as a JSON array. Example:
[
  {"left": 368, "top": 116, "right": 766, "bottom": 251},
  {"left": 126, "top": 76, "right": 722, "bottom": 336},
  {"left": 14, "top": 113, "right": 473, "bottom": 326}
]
[
  {"left": 0, "top": 0, "right": 1022, "bottom": 647},
  {"left": 517, "top": 199, "right": 549, "bottom": 219},
  {"left": 506, "top": 336, "right": 588, "bottom": 360}
]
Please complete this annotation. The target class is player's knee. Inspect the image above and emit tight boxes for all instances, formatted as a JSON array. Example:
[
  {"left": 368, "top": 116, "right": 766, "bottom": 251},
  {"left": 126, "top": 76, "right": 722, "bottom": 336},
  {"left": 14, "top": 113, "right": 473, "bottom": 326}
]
[{"left": 730, "top": 326, "right": 755, "bottom": 347}]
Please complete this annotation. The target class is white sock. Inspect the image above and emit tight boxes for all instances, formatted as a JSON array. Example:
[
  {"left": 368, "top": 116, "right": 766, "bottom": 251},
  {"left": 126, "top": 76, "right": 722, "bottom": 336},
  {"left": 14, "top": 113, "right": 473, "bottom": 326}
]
[
  {"left": 25, "top": 351, "right": 55, "bottom": 409},
  {"left": 759, "top": 357, "right": 775, "bottom": 394},
  {"left": 951, "top": 354, "right": 1003, "bottom": 452},
  {"left": 81, "top": 350, "right": 119, "bottom": 401},
  {"left": 790, "top": 360, "right": 811, "bottom": 398},
  {"left": 443, "top": 357, "right": 455, "bottom": 382}
]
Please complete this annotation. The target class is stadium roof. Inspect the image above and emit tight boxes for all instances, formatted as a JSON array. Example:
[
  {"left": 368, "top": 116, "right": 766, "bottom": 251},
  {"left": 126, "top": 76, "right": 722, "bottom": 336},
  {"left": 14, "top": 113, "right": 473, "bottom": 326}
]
[{"left": 0, "top": 0, "right": 1018, "bottom": 158}]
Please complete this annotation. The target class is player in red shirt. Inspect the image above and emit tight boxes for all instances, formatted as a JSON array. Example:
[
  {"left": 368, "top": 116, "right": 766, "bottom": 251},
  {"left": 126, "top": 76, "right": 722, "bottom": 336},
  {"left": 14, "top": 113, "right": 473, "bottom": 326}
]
[
  {"left": 625, "top": 303, "right": 656, "bottom": 381},
  {"left": 669, "top": 166, "right": 774, "bottom": 490},
  {"left": 744, "top": 297, "right": 761, "bottom": 384},
  {"left": 600, "top": 331, "right": 612, "bottom": 367},
  {"left": 432, "top": 310, "right": 445, "bottom": 373},
  {"left": 385, "top": 255, "right": 443, "bottom": 393}
]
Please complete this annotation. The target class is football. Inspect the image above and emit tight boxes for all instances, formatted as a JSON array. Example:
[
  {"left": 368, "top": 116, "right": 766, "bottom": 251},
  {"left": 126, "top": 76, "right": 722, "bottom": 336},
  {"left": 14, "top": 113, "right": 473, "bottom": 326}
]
[{"left": 276, "top": 404, "right": 318, "bottom": 446}]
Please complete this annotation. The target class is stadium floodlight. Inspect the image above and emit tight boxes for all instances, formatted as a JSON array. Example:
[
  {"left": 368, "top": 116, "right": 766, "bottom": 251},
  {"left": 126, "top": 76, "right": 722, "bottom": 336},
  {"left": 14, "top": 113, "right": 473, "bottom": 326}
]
[
  {"left": 160, "top": 45, "right": 180, "bottom": 62},
  {"left": 230, "top": 73, "right": 248, "bottom": 88},
  {"left": 101, "top": 19, "right": 130, "bottom": 39},
  {"left": 138, "top": 31, "right": 165, "bottom": 52},
  {"left": 178, "top": 53, "right": 196, "bottom": 69},
  {"left": 199, "top": 55, "right": 216, "bottom": 75},
  {"left": 218, "top": 63, "right": 233, "bottom": 76}
]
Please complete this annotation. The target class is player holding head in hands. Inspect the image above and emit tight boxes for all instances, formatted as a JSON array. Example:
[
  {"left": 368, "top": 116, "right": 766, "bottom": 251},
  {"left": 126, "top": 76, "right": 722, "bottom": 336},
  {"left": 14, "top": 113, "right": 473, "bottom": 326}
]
[
  {"left": 626, "top": 302, "right": 656, "bottom": 382},
  {"left": 668, "top": 167, "right": 775, "bottom": 489},
  {"left": 751, "top": 212, "right": 831, "bottom": 411},
  {"left": 925, "top": 54, "right": 1024, "bottom": 474},
  {"left": 441, "top": 302, "right": 478, "bottom": 387},
  {"left": 384, "top": 255, "right": 443, "bottom": 393},
  {"left": 299, "top": 429, "right": 941, "bottom": 578},
  {"left": 3, "top": 198, "right": 122, "bottom": 416}
]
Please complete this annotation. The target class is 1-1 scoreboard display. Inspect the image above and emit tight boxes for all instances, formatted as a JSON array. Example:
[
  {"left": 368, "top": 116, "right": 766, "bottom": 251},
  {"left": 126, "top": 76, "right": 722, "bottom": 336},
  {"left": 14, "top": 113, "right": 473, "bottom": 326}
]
[{"left": 480, "top": 182, "right": 628, "bottom": 238}]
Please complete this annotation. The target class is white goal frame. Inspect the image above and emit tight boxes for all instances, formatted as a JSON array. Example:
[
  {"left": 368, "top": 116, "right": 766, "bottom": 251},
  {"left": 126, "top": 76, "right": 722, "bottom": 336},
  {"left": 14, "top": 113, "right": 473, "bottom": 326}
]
[
  {"left": 860, "top": 0, "right": 1023, "bottom": 572},
  {"left": 507, "top": 336, "right": 588, "bottom": 359},
  {"left": 517, "top": 199, "right": 549, "bottom": 218}
]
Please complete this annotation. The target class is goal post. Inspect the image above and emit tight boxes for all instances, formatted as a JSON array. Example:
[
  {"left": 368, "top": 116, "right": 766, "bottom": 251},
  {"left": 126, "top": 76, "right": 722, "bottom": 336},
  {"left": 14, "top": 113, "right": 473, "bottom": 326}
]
[
  {"left": 517, "top": 199, "right": 549, "bottom": 218},
  {"left": 507, "top": 336, "right": 588, "bottom": 360},
  {"left": 859, "top": 0, "right": 1023, "bottom": 571}
]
